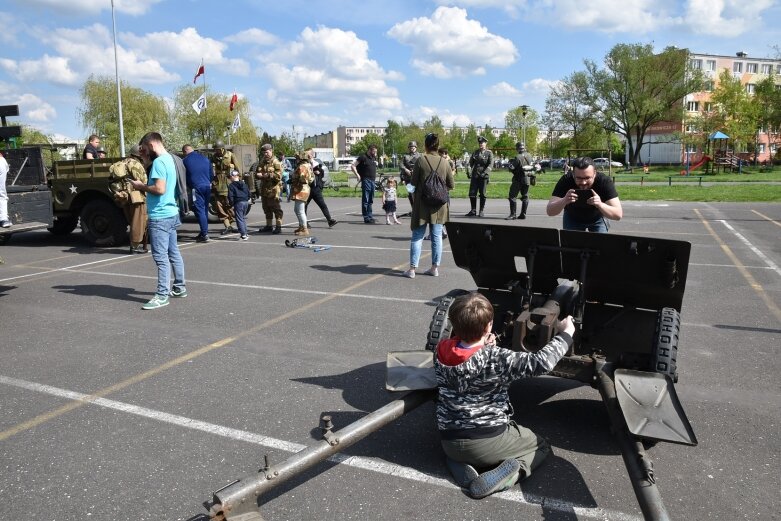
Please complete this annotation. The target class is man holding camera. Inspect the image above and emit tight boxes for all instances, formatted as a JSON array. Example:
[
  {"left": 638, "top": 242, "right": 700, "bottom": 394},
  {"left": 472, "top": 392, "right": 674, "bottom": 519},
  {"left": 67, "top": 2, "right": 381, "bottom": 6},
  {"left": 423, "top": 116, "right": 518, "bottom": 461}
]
[{"left": 546, "top": 156, "right": 622, "bottom": 233}]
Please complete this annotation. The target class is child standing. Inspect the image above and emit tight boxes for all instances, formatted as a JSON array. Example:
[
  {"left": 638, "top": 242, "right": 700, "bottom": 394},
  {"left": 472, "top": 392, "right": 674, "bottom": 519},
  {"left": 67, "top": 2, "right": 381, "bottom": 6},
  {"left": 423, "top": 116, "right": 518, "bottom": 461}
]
[
  {"left": 382, "top": 178, "right": 402, "bottom": 225},
  {"left": 435, "top": 292, "right": 575, "bottom": 498},
  {"left": 227, "top": 170, "right": 250, "bottom": 240}
]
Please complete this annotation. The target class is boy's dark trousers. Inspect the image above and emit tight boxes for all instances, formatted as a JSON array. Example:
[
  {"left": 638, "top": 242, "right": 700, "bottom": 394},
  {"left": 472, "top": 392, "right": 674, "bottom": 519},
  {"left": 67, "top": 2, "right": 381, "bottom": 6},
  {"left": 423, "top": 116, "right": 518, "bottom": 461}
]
[{"left": 233, "top": 200, "right": 248, "bottom": 236}]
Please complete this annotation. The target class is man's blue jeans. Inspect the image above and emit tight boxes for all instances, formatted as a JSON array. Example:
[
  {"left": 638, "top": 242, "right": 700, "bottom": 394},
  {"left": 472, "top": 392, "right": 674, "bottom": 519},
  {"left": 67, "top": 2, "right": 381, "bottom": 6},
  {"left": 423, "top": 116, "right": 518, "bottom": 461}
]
[
  {"left": 148, "top": 214, "right": 186, "bottom": 297},
  {"left": 410, "top": 223, "right": 442, "bottom": 268},
  {"left": 563, "top": 212, "right": 609, "bottom": 233},
  {"left": 361, "top": 179, "right": 375, "bottom": 221},
  {"left": 192, "top": 184, "right": 211, "bottom": 236}
]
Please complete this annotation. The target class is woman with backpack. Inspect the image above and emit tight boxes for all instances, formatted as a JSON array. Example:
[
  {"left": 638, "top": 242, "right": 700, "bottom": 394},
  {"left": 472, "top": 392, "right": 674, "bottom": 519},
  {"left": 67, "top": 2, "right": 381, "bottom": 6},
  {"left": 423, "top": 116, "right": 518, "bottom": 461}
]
[{"left": 402, "top": 132, "right": 454, "bottom": 279}]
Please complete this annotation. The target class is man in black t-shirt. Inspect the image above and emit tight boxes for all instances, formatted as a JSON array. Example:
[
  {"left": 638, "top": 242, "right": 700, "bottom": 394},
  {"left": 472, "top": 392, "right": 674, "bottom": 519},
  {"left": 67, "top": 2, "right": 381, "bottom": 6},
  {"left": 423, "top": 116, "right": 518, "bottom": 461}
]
[
  {"left": 351, "top": 144, "right": 378, "bottom": 223},
  {"left": 546, "top": 156, "right": 622, "bottom": 232}
]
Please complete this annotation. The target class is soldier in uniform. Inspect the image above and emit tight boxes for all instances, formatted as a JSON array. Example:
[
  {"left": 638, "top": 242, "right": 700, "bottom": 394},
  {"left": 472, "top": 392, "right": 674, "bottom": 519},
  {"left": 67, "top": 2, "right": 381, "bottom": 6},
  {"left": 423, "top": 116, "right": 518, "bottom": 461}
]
[
  {"left": 212, "top": 140, "right": 238, "bottom": 235},
  {"left": 123, "top": 146, "right": 149, "bottom": 253},
  {"left": 466, "top": 136, "right": 493, "bottom": 217},
  {"left": 506, "top": 142, "right": 533, "bottom": 220},
  {"left": 254, "top": 143, "right": 284, "bottom": 234},
  {"left": 399, "top": 140, "right": 420, "bottom": 217}
]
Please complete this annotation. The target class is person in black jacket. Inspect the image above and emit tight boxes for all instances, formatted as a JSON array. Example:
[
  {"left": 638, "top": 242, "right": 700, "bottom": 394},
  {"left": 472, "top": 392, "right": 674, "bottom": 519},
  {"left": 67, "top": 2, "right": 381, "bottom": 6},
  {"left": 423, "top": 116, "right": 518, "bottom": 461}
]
[
  {"left": 305, "top": 150, "right": 337, "bottom": 228},
  {"left": 227, "top": 170, "right": 250, "bottom": 240}
]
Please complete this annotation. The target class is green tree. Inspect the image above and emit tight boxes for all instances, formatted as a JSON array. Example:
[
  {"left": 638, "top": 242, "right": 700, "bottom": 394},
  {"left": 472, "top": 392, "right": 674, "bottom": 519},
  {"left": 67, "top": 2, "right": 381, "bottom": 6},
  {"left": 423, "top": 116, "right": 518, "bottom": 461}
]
[
  {"left": 78, "top": 75, "right": 169, "bottom": 156},
  {"left": 384, "top": 120, "right": 405, "bottom": 161},
  {"left": 350, "top": 132, "right": 383, "bottom": 157},
  {"left": 19, "top": 125, "right": 52, "bottom": 146},
  {"left": 754, "top": 74, "right": 781, "bottom": 162},
  {"left": 505, "top": 105, "right": 540, "bottom": 151},
  {"left": 544, "top": 72, "right": 595, "bottom": 147},
  {"left": 582, "top": 44, "right": 704, "bottom": 166},
  {"left": 171, "top": 85, "right": 260, "bottom": 149},
  {"left": 710, "top": 69, "right": 760, "bottom": 153}
]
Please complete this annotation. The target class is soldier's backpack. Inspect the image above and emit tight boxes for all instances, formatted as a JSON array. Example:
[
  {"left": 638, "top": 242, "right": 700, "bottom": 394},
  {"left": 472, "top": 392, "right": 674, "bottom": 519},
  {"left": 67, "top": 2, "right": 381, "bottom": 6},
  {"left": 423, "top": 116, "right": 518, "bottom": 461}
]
[
  {"left": 421, "top": 156, "right": 448, "bottom": 208},
  {"left": 108, "top": 159, "right": 144, "bottom": 206}
]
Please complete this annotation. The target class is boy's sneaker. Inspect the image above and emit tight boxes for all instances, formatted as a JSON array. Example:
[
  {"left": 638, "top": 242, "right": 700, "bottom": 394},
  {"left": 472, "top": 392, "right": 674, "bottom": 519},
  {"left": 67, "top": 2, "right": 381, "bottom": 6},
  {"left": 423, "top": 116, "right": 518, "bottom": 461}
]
[
  {"left": 170, "top": 287, "right": 188, "bottom": 298},
  {"left": 240, "top": 234, "right": 249, "bottom": 240},
  {"left": 468, "top": 459, "right": 521, "bottom": 499},
  {"left": 446, "top": 457, "right": 479, "bottom": 488},
  {"left": 142, "top": 295, "right": 169, "bottom": 310}
]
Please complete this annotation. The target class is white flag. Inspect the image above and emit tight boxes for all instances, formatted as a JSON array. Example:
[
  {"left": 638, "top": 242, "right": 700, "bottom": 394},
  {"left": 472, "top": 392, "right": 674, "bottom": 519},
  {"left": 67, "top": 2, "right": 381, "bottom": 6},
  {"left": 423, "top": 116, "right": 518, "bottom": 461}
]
[
  {"left": 192, "top": 93, "right": 207, "bottom": 114},
  {"left": 231, "top": 112, "right": 241, "bottom": 134}
]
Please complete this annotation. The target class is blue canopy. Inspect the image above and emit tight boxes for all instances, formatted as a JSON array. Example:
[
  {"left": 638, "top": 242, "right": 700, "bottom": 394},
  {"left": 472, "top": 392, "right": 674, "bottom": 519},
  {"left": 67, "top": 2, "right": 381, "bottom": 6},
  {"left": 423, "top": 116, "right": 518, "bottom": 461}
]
[{"left": 709, "top": 131, "right": 729, "bottom": 140}]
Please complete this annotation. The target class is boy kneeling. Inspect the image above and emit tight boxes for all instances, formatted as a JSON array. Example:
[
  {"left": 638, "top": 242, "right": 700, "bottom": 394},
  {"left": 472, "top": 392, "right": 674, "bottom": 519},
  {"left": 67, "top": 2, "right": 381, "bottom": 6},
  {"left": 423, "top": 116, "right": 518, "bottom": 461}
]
[{"left": 434, "top": 292, "right": 575, "bottom": 498}]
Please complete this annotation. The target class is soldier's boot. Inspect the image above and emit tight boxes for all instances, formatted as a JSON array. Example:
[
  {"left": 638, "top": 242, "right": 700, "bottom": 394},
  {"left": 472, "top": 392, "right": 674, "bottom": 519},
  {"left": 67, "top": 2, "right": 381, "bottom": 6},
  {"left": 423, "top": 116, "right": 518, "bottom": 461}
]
[
  {"left": 260, "top": 219, "right": 273, "bottom": 233},
  {"left": 293, "top": 226, "right": 304, "bottom": 236},
  {"left": 464, "top": 197, "right": 477, "bottom": 217},
  {"left": 298, "top": 227, "right": 310, "bottom": 237},
  {"left": 505, "top": 199, "right": 517, "bottom": 220},
  {"left": 519, "top": 199, "right": 529, "bottom": 219},
  {"left": 272, "top": 222, "right": 282, "bottom": 235},
  {"left": 478, "top": 197, "right": 486, "bottom": 218}
]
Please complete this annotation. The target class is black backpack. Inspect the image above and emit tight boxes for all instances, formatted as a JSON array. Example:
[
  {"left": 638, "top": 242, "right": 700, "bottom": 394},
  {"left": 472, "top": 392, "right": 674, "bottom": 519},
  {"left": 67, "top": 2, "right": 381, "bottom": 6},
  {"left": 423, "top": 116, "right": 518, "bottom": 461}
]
[{"left": 421, "top": 156, "right": 448, "bottom": 208}]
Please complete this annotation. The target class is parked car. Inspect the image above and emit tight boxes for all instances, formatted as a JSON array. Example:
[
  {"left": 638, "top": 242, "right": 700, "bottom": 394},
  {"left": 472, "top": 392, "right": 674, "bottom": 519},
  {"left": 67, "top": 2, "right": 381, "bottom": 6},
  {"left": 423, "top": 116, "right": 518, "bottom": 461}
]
[
  {"left": 593, "top": 157, "right": 624, "bottom": 168},
  {"left": 551, "top": 158, "right": 567, "bottom": 169}
]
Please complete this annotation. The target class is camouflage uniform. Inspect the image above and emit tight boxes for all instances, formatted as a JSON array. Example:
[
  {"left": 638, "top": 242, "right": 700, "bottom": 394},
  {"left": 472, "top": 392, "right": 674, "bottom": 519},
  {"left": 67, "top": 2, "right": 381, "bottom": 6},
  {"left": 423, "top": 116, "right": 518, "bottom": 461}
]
[
  {"left": 467, "top": 146, "right": 494, "bottom": 216},
  {"left": 507, "top": 145, "right": 534, "bottom": 219},
  {"left": 434, "top": 332, "right": 572, "bottom": 480},
  {"left": 254, "top": 155, "right": 283, "bottom": 233},
  {"left": 108, "top": 155, "right": 148, "bottom": 250},
  {"left": 212, "top": 148, "right": 238, "bottom": 230}
]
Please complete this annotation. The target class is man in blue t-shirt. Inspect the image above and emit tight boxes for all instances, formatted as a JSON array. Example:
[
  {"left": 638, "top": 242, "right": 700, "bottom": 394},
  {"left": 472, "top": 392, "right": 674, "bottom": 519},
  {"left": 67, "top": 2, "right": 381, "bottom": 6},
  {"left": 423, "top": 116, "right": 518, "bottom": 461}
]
[
  {"left": 182, "top": 144, "right": 213, "bottom": 242},
  {"left": 546, "top": 156, "right": 622, "bottom": 233},
  {"left": 128, "top": 132, "right": 187, "bottom": 310}
]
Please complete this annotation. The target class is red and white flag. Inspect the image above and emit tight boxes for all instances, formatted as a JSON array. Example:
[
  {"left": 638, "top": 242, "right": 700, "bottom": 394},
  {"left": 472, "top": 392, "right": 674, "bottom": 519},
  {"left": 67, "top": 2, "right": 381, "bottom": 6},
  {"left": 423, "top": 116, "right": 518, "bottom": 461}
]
[
  {"left": 229, "top": 92, "right": 238, "bottom": 111},
  {"left": 193, "top": 63, "right": 205, "bottom": 84}
]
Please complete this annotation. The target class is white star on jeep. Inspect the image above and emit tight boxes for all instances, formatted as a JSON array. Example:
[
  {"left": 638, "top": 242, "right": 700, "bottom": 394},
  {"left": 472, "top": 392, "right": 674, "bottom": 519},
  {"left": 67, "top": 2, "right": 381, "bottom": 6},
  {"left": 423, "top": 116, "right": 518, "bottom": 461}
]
[{"left": 69, "top": 184, "right": 77, "bottom": 194}]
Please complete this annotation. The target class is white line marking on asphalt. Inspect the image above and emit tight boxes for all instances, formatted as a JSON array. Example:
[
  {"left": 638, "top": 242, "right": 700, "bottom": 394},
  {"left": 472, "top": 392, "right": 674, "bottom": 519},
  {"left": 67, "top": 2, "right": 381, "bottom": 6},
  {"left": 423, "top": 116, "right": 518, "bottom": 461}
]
[
  {"left": 0, "top": 255, "right": 134, "bottom": 284},
  {"left": 718, "top": 220, "right": 781, "bottom": 277},
  {"left": 0, "top": 374, "right": 641, "bottom": 521},
  {"left": 689, "top": 262, "right": 773, "bottom": 270}
]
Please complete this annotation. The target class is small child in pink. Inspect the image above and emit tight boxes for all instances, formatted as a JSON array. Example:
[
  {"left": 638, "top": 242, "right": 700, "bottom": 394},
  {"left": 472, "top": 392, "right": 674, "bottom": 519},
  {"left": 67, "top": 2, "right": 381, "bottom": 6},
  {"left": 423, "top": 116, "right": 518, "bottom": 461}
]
[{"left": 382, "top": 178, "right": 402, "bottom": 224}]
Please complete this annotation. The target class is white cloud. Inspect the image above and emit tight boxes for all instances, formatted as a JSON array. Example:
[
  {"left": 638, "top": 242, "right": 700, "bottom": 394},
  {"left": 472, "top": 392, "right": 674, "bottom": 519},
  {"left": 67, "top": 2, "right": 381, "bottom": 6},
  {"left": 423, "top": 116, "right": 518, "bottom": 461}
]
[
  {"left": 529, "top": 0, "right": 678, "bottom": 34},
  {"left": 0, "top": 55, "right": 79, "bottom": 86},
  {"left": 684, "top": 0, "right": 775, "bottom": 37},
  {"left": 261, "top": 26, "right": 402, "bottom": 112},
  {"left": 484, "top": 82, "right": 522, "bottom": 97},
  {"left": 122, "top": 27, "right": 249, "bottom": 76},
  {"left": 14, "top": 0, "right": 162, "bottom": 16},
  {"left": 523, "top": 78, "right": 558, "bottom": 94},
  {"left": 18, "top": 93, "right": 57, "bottom": 122},
  {"left": 434, "top": 0, "right": 527, "bottom": 16},
  {"left": 387, "top": 6, "right": 517, "bottom": 78},
  {"left": 225, "top": 28, "right": 279, "bottom": 47}
]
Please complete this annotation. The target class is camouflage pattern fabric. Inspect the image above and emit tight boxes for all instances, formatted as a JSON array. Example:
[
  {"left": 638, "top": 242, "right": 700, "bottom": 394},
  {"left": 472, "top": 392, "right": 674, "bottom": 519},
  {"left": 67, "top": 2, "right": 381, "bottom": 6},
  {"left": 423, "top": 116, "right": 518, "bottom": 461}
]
[
  {"left": 255, "top": 156, "right": 283, "bottom": 198},
  {"left": 434, "top": 335, "right": 571, "bottom": 432}
]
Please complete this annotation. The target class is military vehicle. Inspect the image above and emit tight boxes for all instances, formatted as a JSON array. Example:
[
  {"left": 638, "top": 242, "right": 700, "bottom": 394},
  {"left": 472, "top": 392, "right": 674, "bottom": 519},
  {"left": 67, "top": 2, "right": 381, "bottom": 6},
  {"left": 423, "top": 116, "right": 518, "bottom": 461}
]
[
  {"left": 0, "top": 105, "right": 54, "bottom": 246},
  {"left": 201, "top": 222, "right": 696, "bottom": 521}
]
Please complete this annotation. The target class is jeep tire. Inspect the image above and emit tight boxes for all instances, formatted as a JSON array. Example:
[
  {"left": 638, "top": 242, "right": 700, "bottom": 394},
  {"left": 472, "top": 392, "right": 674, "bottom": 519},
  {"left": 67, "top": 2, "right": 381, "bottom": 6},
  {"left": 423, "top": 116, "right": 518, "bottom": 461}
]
[
  {"left": 80, "top": 199, "right": 128, "bottom": 246},
  {"left": 48, "top": 216, "right": 79, "bottom": 236},
  {"left": 426, "top": 289, "right": 470, "bottom": 351}
]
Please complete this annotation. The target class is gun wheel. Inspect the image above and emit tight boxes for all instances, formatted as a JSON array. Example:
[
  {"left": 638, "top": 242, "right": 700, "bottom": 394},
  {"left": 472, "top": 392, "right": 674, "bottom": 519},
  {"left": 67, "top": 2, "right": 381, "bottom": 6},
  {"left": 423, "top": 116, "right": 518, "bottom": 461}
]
[
  {"left": 426, "top": 289, "right": 470, "bottom": 351},
  {"left": 650, "top": 307, "right": 680, "bottom": 382}
]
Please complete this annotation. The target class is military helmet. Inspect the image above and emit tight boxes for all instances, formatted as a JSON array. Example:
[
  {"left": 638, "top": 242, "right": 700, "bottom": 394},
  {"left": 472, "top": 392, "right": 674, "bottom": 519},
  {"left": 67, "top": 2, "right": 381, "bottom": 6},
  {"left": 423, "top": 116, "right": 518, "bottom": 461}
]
[
  {"left": 215, "top": 140, "right": 225, "bottom": 149},
  {"left": 261, "top": 143, "right": 272, "bottom": 152},
  {"left": 516, "top": 142, "right": 526, "bottom": 150},
  {"left": 408, "top": 141, "right": 417, "bottom": 148},
  {"left": 129, "top": 145, "right": 141, "bottom": 157}
]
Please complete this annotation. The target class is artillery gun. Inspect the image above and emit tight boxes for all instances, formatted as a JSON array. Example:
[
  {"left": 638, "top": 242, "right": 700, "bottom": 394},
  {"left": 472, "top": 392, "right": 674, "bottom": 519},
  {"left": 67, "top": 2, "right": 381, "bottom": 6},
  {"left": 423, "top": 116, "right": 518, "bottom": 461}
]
[{"left": 201, "top": 222, "right": 697, "bottom": 521}]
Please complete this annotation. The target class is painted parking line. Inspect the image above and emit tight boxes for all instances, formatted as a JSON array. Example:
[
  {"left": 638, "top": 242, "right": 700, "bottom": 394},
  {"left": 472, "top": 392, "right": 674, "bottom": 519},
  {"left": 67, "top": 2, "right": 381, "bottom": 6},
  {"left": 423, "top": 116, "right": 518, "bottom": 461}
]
[
  {"left": 694, "top": 209, "right": 781, "bottom": 324},
  {"left": 718, "top": 219, "right": 781, "bottom": 278},
  {"left": 0, "top": 374, "right": 640, "bottom": 521},
  {"left": 751, "top": 210, "right": 781, "bottom": 229}
]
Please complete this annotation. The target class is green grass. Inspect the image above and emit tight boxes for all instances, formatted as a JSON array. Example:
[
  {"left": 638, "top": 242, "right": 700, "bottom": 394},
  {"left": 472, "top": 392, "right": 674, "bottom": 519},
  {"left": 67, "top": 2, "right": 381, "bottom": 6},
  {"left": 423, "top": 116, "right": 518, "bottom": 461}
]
[{"left": 324, "top": 169, "right": 781, "bottom": 202}]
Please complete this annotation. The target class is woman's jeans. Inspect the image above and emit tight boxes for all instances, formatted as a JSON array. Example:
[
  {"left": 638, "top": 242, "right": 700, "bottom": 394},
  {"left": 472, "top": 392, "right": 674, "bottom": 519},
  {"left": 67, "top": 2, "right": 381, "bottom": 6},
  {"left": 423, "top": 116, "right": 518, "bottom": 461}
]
[
  {"left": 294, "top": 200, "right": 307, "bottom": 228},
  {"left": 148, "top": 214, "right": 186, "bottom": 297},
  {"left": 410, "top": 223, "right": 442, "bottom": 268}
]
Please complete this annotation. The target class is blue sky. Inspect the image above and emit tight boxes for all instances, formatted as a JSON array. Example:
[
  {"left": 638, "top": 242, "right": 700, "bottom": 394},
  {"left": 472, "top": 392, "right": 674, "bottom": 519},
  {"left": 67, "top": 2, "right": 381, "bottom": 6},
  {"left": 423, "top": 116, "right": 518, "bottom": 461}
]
[{"left": 1, "top": 0, "right": 780, "bottom": 143}]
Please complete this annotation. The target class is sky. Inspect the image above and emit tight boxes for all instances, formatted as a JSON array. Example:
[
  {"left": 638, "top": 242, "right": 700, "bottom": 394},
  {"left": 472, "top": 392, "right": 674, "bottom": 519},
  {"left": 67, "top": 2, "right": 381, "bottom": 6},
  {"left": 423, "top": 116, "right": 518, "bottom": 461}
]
[{"left": 1, "top": 0, "right": 780, "bottom": 144}]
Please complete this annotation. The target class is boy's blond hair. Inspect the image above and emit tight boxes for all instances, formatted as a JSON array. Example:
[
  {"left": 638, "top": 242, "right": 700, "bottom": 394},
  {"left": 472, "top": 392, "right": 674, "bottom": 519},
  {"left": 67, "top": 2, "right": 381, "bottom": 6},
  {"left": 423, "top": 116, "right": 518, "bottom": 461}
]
[{"left": 448, "top": 292, "right": 494, "bottom": 343}]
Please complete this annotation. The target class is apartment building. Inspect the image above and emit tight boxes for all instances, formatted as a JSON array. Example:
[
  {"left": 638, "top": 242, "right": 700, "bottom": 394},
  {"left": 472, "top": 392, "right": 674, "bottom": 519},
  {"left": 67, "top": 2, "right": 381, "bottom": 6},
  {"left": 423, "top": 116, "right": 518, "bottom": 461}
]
[{"left": 645, "top": 51, "right": 781, "bottom": 165}]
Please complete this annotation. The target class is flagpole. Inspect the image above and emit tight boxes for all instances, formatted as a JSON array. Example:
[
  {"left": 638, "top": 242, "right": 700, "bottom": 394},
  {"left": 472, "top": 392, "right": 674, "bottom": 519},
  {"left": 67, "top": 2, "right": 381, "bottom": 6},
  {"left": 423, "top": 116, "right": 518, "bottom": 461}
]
[
  {"left": 110, "top": 0, "right": 126, "bottom": 156},
  {"left": 201, "top": 59, "right": 210, "bottom": 144}
]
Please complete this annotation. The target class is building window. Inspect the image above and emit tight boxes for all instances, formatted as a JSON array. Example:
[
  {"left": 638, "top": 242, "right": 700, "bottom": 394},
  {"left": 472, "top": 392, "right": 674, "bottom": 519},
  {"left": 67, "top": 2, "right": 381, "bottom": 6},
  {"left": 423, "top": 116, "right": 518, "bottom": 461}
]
[
  {"left": 685, "top": 124, "right": 695, "bottom": 133},
  {"left": 704, "top": 102, "right": 714, "bottom": 112},
  {"left": 706, "top": 60, "right": 716, "bottom": 71},
  {"left": 762, "top": 64, "right": 773, "bottom": 74},
  {"left": 704, "top": 80, "right": 714, "bottom": 91},
  {"left": 747, "top": 63, "right": 758, "bottom": 73},
  {"left": 733, "top": 62, "right": 743, "bottom": 73},
  {"left": 690, "top": 59, "right": 702, "bottom": 70},
  {"left": 686, "top": 101, "right": 699, "bottom": 112},
  {"left": 758, "top": 144, "right": 765, "bottom": 154},
  {"left": 685, "top": 144, "right": 697, "bottom": 153},
  {"left": 746, "top": 84, "right": 756, "bottom": 94}
]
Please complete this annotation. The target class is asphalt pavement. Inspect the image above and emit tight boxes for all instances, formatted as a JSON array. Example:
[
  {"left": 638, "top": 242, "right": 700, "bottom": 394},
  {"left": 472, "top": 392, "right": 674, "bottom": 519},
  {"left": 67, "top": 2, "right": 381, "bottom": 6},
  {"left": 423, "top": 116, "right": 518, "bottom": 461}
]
[{"left": 0, "top": 197, "right": 779, "bottom": 521}]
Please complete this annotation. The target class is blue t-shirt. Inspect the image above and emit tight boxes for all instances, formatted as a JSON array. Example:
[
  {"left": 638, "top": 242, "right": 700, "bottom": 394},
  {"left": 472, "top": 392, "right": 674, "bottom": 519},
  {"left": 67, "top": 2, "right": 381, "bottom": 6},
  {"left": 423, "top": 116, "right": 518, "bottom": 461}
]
[{"left": 146, "top": 153, "right": 179, "bottom": 220}]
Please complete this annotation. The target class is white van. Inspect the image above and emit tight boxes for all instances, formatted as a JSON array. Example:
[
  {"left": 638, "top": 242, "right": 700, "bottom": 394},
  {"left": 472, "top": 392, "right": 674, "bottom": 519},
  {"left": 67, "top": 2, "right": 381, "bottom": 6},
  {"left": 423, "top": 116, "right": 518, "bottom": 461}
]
[{"left": 334, "top": 157, "right": 357, "bottom": 171}]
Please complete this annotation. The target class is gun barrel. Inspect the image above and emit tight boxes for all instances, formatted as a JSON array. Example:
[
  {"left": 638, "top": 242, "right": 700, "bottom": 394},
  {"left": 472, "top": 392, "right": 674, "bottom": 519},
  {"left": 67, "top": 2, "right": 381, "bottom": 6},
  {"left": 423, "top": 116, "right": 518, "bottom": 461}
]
[{"left": 209, "top": 390, "right": 435, "bottom": 521}]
